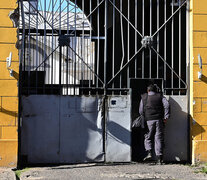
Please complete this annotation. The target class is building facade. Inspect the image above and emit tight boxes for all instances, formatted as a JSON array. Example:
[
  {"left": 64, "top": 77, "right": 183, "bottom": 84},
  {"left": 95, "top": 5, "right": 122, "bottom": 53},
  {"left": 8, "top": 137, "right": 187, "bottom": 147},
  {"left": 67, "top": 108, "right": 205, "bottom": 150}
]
[{"left": 0, "top": 0, "right": 207, "bottom": 166}]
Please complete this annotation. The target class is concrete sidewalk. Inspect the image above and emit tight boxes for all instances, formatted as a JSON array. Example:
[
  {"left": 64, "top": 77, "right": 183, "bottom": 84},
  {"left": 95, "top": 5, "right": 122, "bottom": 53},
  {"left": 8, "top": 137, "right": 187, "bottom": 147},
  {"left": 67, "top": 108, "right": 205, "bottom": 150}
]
[
  {"left": 0, "top": 168, "right": 16, "bottom": 180},
  {"left": 18, "top": 163, "right": 207, "bottom": 180}
]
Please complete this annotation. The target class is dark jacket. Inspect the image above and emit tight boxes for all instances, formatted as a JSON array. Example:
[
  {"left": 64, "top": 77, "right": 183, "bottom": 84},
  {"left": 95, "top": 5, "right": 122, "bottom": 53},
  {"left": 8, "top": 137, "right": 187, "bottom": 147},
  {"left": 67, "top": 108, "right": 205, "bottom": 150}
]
[{"left": 139, "top": 91, "right": 170, "bottom": 121}]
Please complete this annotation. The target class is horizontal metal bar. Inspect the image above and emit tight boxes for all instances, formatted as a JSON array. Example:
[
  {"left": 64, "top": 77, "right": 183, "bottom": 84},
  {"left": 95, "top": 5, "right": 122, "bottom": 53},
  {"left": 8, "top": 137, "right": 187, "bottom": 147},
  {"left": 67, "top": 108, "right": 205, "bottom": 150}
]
[
  {"left": 19, "top": 29, "right": 90, "bottom": 36},
  {"left": 107, "top": 88, "right": 130, "bottom": 91},
  {"left": 83, "top": 36, "right": 105, "bottom": 40},
  {"left": 164, "top": 88, "right": 187, "bottom": 90}
]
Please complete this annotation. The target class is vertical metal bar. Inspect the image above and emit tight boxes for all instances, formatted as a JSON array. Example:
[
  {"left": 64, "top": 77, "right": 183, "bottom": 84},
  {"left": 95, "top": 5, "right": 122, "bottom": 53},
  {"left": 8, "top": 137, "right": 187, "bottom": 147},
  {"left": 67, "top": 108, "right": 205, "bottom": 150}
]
[
  {"left": 77, "top": 38, "right": 79, "bottom": 93},
  {"left": 186, "top": 0, "right": 189, "bottom": 92},
  {"left": 104, "top": 0, "right": 108, "bottom": 89},
  {"left": 47, "top": 34, "right": 50, "bottom": 90},
  {"left": 59, "top": 0, "right": 62, "bottom": 94},
  {"left": 120, "top": 0, "right": 123, "bottom": 92},
  {"left": 69, "top": 3, "right": 71, "bottom": 94},
  {"left": 35, "top": 4, "right": 38, "bottom": 93},
  {"left": 179, "top": 2, "right": 181, "bottom": 95},
  {"left": 71, "top": 37, "right": 74, "bottom": 95},
  {"left": 171, "top": 0, "right": 174, "bottom": 95},
  {"left": 164, "top": 0, "right": 166, "bottom": 94},
  {"left": 112, "top": 0, "right": 115, "bottom": 93},
  {"left": 51, "top": 0, "right": 54, "bottom": 93},
  {"left": 28, "top": 1, "right": 31, "bottom": 94},
  {"left": 81, "top": 0, "right": 85, "bottom": 94},
  {"left": 157, "top": 0, "right": 159, "bottom": 79},
  {"left": 104, "top": 0, "right": 108, "bottom": 161},
  {"left": 127, "top": 0, "right": 130, "bottom": 88},
  {"left": 96, "top": 0, "right": 100, "bottom": 91},
  {"left": 87, "top": 39, "right": 89, "bottom": 89},
  {"left": 66, "top": 1, "right": 69, "bottom": 95},
  {"left": 186, "top": 0, "right": 190, "bottom": 161},
  {"left": 43, "top": 0, "right": 47, "bottom": 94},
  {"left": 54, "top": 37, "right": 57, "bottom": 85},
  {"left": 149, "top": 0, "right": 152, "bottom": 78},
  {"left": 142, "top": 0, "right": 145, "bottom": 78},
  {"left": 74, "top": 0, "right": 77, "bottom": 95},
  {"left": 89, "top": 0, "right": 92, "bottom": 94},
  {"left": 135, "top": 0, "right": 137, "bottom": 78}
]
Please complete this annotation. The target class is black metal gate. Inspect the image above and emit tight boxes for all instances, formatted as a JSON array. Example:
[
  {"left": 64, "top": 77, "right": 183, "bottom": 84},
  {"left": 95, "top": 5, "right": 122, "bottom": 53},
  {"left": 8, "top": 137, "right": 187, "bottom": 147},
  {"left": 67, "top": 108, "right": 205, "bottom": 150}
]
[
  {"left": 19, "top": 0, "right": 188, "bottom": 95},
  {"left": 19, "top": 0, "right": 189, "bottom": 164}
]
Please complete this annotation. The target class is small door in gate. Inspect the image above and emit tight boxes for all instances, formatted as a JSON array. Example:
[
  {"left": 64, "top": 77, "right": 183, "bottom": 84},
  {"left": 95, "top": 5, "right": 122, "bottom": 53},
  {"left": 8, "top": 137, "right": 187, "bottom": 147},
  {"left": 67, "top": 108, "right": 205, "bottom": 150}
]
[{"left": 130, "top": 78, "right": 163, "bottom": 161}]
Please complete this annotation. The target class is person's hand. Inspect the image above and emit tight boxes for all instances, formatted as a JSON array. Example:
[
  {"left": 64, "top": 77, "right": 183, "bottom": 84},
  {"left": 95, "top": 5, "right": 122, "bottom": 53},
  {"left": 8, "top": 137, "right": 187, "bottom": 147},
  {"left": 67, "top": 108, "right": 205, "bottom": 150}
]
[{"left": 163, "top": 119, "right": 167, "bottom": 124}]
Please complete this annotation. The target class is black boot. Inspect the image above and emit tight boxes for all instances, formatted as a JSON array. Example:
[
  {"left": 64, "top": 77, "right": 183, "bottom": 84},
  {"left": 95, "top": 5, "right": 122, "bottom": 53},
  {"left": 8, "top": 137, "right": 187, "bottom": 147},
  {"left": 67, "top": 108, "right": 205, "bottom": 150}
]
[
  {"left": 156, "top": 155, "right": 163, "bottom": 165},
  {"left": 143, "top": 150, "right": 152, "bottom": 161}
]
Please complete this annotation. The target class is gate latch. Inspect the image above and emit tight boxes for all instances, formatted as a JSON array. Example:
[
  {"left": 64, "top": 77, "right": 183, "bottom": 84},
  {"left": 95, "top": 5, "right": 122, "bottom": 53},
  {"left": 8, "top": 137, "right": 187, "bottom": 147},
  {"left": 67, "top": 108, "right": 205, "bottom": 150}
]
[
  {"left": 58, "top": 35, "right": 70, "bottom": 46},
  {"left": 141, "top": 36, "right": 153, "bottom": 48}
]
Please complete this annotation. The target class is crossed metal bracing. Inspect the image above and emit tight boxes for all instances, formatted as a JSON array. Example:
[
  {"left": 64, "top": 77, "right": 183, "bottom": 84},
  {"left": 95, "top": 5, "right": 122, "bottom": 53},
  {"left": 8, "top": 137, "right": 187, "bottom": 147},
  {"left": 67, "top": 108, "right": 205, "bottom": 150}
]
[{"left": 19, "top": 0, "right": 188, "bottom": 96}]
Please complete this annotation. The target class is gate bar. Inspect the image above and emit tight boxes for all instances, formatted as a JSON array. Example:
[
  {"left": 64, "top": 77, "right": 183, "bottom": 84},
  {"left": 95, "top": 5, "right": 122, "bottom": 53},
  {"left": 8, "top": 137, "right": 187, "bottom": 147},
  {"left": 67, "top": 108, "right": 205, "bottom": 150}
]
[
  {"left": 74, "top": 0, "right": 77, "bottom": 95},
  {"left": 149, "top": 0, "right": 152, "bottom": 78},
  {"left": 135, "top": 0, "right": 137, "bottom": 78},
  {"left": 172, "top": 0, "right": 174, "bottom": 95},
  {"left": 127, "top": 0, "right": 130, "bottom": 88},
  {"left": 120, "top": 0, "right": 125, "bottom": 92},
  {"left": 43, "top": 0, "right": 46, "bottom": 94},
  {"left": 28, "top": 1, "right": 31, "bottom": 94},
  {"left": 96, "top": 0, "right": 100, "bottom": 90},
  {"left": 179, "top": 2, "right": 182, "bottom": 95},
  {"left": 104, "top": 0, "right": 108, "bottom": 91},
  {"left": 81, "top": 0, "right": 85, "bottom": 92},
  {"left": 164, "top": 0, "right": 167, "bottom": 93},
  {"left": 59, "top": 0, "right": 62, "bottom": 93},
  {"left": 157, "top": 0, "right": 159, "bottom": 79},
  {"left": 35, "top": 0, "right": 39, "bottom": 93},
  {"left": 112, "top": 0, "right": 115, "bottom": 92},
  {"left": 142, "top": 0, "right": 144, "bottom": 78},
  {"left": 89, "top": 0, "right": 92, "bottom": 94}
]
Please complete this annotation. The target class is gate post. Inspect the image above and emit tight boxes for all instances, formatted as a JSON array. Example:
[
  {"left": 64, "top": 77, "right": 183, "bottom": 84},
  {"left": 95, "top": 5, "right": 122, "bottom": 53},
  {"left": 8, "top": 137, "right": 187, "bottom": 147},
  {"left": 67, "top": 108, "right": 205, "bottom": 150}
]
[{"left": 103, "top": 0, "right": 108, "bottom": 162}]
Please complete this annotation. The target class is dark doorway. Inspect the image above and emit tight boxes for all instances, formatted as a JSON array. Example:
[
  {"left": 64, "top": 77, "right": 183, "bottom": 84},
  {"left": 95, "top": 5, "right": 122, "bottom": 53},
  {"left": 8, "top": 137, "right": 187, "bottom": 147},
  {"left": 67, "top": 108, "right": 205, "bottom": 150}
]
[{"left": 130, "top": 78, "right": 163, "bottom": 161}]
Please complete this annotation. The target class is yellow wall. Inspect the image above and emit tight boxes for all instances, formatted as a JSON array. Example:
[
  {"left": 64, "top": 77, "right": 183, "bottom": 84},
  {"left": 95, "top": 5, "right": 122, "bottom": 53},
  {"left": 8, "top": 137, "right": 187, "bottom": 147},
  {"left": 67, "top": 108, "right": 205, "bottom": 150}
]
[
  {"left": 0, "top": 0, "right": 18, "bottom": 167},
  {"left": 191, "top": 0, "right": 207, "bottom": 163}
]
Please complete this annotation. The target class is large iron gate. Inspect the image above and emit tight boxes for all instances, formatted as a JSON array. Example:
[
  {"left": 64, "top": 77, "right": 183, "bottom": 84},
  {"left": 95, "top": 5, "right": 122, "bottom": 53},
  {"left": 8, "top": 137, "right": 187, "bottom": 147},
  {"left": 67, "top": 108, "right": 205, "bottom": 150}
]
[{"left": 19, "top": 0, "right": 189, "bottom": 163}]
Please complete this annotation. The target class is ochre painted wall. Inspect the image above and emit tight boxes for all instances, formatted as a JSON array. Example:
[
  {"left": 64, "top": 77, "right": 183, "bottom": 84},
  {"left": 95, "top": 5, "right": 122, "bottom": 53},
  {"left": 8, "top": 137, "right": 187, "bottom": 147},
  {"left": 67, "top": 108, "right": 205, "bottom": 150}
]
[
  {"left": 191, "top": 0, "right": 207, "bottom": 163},
  {"left": 0, "top": 0, "right": 18, "bottom": 167}
]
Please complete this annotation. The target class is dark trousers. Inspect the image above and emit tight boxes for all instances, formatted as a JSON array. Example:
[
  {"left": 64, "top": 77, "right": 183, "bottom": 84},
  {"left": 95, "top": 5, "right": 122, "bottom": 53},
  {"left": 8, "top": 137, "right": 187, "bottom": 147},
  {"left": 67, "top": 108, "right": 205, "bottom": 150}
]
[{"left": 144, "top": 119, "right": 164, "bottom": 156}]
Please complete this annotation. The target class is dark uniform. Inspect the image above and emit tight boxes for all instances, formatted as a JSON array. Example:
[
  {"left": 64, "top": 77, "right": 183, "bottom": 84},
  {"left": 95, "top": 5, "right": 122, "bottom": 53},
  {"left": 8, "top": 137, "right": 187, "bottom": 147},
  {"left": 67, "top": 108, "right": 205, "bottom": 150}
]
[{"left": 139, "top": 91, "right": 170, "bottom": 160}]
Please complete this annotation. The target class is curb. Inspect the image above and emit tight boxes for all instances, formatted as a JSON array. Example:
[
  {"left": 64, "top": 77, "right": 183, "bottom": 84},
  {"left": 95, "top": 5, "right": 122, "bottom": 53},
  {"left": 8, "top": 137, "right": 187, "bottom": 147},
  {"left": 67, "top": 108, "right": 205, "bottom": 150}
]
[{"left": 0, "top": 168, "right": 16, "bottom": 180}]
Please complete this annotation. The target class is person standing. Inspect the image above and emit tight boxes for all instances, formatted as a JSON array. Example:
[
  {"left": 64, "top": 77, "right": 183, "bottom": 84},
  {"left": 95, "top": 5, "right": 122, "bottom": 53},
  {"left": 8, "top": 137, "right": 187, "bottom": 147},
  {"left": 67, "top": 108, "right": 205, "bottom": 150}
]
[{"left": 139, "top": 84, "right": 170, "bottom": 164}]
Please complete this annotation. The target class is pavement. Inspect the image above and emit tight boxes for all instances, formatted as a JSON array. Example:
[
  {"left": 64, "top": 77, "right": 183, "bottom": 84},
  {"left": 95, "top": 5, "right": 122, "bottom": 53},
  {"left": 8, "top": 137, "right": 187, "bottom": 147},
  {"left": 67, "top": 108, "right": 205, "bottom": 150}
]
[
  {"left": 9, "top": 163, "right": 207, "bottom": 180},
  {"left": 0, "top": 167, "right": 16, "bottom": 180}
]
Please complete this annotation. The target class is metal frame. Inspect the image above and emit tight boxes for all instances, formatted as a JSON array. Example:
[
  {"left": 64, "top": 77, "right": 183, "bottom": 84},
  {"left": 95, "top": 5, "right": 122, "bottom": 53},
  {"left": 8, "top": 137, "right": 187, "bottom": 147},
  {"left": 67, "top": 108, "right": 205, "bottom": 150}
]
[{"left": 18, "top": 0, "right": 190, "bottom": 164}]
